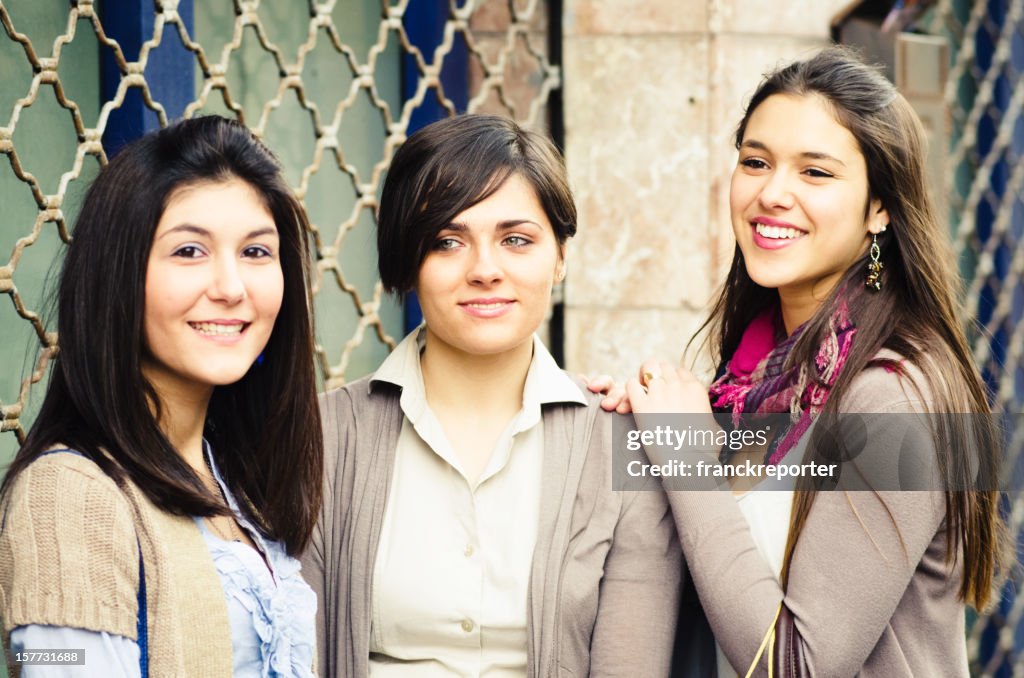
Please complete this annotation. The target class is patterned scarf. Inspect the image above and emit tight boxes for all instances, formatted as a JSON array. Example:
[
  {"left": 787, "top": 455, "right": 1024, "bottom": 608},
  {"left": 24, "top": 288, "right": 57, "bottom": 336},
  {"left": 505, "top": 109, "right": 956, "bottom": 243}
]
[{"left": 708, "top": 302, "right": 857, "bottom": 465}]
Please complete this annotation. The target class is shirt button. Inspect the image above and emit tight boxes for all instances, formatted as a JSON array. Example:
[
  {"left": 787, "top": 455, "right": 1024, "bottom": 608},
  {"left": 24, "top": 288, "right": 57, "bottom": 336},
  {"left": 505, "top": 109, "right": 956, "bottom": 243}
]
[
  {"left": 461, "top": 619, "right": 475, "bottom": 633},
  {"left": 464, "top": 544, "right": 474, "bottom": 557}
]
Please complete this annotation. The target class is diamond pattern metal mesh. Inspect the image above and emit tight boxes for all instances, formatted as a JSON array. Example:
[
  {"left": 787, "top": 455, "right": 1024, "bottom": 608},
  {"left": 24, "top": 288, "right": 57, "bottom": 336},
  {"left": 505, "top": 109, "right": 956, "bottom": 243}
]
[
  {"left": 2, "top": 0, "right": 1021, "bottom": 671},
  {"left": 928, "top": 1, "right": 1024, "bottom": 673},
  {"left": 0, "top": 0, "right": 558, "bottom": 455}
]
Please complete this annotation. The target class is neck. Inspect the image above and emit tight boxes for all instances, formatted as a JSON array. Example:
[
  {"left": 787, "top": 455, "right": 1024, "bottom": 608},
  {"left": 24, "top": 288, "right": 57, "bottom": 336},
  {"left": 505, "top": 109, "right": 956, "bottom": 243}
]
[
  {"left": 143, "top": 369, "right": 213, "bottom": 476},
  {"left": 419, "top": 330, "right": 533, "bottom": 418},
  {"left": 778, "top": 290, "right": 822, "bottom": 336}
]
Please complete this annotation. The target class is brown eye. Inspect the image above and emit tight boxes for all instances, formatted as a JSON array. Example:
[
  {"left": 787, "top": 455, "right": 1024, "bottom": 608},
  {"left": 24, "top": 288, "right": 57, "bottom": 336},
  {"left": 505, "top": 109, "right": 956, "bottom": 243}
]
[
  {"left": 242, "top": 245, "right": 273, "bottom": 259},
  {"left": 172, "top": 245, "right": 205, "bottom": 258}
]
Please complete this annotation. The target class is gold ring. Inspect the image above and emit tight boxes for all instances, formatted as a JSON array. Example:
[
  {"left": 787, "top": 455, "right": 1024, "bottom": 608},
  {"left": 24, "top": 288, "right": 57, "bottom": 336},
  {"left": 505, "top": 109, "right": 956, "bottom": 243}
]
[{"left": 641, "top": 371, "right": 661, "bottom": 388}]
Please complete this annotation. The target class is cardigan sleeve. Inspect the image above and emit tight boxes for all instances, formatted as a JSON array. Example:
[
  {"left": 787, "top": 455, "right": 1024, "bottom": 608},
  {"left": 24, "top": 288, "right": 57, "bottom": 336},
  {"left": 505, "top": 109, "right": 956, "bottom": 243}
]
[
  {"left": 663, "top": 365, "right": 949, "bottom": 676},
  {"left": 300, "top": 386, "right": 353, "bottom": 678},
  {"left": 0, "top": 453, "right": 140, "bottom": 640},
  {"left": 589, "top": 416, "right": 683, "bottom": 677}
]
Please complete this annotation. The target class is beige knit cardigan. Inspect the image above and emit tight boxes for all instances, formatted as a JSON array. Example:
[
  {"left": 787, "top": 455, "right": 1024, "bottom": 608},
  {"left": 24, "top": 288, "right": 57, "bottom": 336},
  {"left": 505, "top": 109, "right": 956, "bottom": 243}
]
[{"left": 0, "top": 452, "right": 234, "bottom": 677}]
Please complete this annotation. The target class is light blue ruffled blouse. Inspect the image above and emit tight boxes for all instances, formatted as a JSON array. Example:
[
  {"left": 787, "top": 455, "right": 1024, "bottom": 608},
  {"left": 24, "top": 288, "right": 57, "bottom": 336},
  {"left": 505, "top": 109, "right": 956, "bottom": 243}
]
[
  {"left": 198, "top": 443, "right": 317, "bottom": 677},
  {"left": 11, "top": 445, "right": 316, "bottom": 677}
]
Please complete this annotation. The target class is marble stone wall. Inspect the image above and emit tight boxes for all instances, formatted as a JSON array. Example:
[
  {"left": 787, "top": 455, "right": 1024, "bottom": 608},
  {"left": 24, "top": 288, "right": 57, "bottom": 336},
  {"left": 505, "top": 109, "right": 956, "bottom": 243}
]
[{"left": 561, "top": 0, "right": 857, "bottom": 379}]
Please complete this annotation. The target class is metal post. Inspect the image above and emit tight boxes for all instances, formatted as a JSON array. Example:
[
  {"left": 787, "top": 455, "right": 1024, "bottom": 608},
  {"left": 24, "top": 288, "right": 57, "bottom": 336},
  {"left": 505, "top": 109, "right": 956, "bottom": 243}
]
[{"left": 100, "top": 0, "right": 194, "bottom": 156}]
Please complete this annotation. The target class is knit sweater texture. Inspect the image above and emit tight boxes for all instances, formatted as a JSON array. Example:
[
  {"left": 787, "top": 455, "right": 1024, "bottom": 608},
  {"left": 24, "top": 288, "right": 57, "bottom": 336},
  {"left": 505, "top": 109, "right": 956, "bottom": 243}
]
[{"left": 0, "top": 452, "right": 234, "bottom": 677}]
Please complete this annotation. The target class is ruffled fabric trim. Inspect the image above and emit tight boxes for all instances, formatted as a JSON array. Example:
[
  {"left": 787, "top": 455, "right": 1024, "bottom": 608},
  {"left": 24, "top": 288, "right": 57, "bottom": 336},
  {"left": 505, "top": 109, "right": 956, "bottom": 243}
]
[
  {"left": 204, "top": 531, "right": 316, "bottom": 678},
  {"left": 200, "top": 443, "right": 315, "bottom": 677}
]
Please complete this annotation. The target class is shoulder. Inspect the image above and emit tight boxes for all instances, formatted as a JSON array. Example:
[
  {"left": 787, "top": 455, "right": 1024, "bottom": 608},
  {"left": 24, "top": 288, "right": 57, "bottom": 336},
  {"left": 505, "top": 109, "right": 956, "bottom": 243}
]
[
  {"left": 2, "top": 449, "right": 137, "bottom": 541},
  {"left": 554, "top": 371, "right": 607, "bottom": 413},
  {"left": 541, "top": 373, "right": 614, "bottom": 444},
  {"left": 318, "top": 376, "right": 392, "bottom": 447},
  {"left": 318, "top": 379, "right": 358, "bottom": 417},
  {"left": 1, "top": 451, "right": 140, "bottom": 636},
  {"left": 318, "top": 375, "right": 401, "bottom": 420},
  {"left": 548, "top": 371, "right": 629, "bottom": 439},
  {"left": 3, "top": 450, "right": 129, "bottom": 512},
  {"left": 842, "top": 349, "right": 933, "bottom": 413},
  {"left": 546, "top": 374, "right": 641, "bottom": 492},
  {"left": 318, "top": 376, "right": 403, "bottom": 444},
  {"left": 317, "top": 376, "right": 403, "bottom": 483}
]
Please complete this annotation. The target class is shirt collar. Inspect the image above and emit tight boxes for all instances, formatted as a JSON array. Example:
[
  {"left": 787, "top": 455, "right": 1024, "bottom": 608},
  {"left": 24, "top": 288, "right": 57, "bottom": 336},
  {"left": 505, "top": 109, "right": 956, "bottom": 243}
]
[{"left": 371, "top": 326, "right": 586, "bottom": 423}]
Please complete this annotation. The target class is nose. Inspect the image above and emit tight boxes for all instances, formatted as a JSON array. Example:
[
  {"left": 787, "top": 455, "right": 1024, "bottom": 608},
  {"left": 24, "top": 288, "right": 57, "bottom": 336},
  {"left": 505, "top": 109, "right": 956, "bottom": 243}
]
[
  {"left": 208, "top": 257, "right": 246, "bottom": 304},
  {"left": 466, "top": 244, "right": 503, "bottom": 285},
  {"left": 757, "top": 168, "right": 795, "bottom": 210}
]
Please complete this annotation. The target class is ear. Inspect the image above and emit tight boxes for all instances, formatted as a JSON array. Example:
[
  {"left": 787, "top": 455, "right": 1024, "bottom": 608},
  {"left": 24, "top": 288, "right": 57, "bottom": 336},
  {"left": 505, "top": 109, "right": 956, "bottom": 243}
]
[
  {"left": 555, "top": 244, "right": 567, "bottom": 283},
  {"left": 867, "top": 199, "right": 889, "bottom": 235}
]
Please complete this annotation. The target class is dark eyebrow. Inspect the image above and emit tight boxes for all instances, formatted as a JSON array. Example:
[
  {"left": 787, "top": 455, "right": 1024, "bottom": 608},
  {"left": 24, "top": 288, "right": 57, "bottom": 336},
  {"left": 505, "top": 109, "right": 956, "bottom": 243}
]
[
  {"left": 800, "top": 151, "right": 846, "bottom": 167},
  {"left": 246, "top": 226, "right": 279, "bottom": 239},
  {"left": 740, "top": 139, "right": 847, "bottom": 167},
  {"left": 157, "top": 224, "right": 278, "bottom": 240},
  {"left": 444, "top": 219, "right": 542, "bottom": 232},
  {"left": 496, "top": 219, "right": 542, "bottom": 230}
]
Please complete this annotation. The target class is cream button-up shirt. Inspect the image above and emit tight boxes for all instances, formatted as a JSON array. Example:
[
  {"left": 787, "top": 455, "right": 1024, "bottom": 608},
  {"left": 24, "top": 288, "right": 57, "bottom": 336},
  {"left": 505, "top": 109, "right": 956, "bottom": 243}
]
[{"left": 367, "top": 327, "right": 586, "bottom": 677}]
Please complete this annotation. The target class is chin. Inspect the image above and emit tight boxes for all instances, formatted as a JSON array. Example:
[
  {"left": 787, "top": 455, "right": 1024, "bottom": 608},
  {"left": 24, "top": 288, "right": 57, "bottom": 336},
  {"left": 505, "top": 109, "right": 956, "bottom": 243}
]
[
  {"left": 742, "top": 264, "right": 787, "bottom": 290},
  {"left": 204, "top": 367, "right": 257, "bottom": 387},
  {"left": 456, "top": 341, "right": 523, "bottom": 357},
  {"left": 451, "top": 331, "right": 534, "bottom": 357}
]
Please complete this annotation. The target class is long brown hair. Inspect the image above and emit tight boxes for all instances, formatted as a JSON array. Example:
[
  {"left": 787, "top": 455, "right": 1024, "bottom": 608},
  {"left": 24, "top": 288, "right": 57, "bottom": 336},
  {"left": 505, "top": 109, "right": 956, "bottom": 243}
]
[
  {"left": 1, "top": 117, "right": 323, "bottom": 556},
  {"left": 702, "top": 46, "right": 1007, "bottom": 609}
]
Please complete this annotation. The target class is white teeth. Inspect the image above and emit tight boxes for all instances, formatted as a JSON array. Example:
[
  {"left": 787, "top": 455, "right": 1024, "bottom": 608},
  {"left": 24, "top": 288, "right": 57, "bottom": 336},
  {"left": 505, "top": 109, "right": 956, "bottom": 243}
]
[
  {"left": 190, "top": 322, "right": 245, "bottom": 336},
  {"left": 755, "top": 223, "right": 803, "bottom": 240},
  {"left": 467, "top": 302, "right": 507, "bottom": 309}
]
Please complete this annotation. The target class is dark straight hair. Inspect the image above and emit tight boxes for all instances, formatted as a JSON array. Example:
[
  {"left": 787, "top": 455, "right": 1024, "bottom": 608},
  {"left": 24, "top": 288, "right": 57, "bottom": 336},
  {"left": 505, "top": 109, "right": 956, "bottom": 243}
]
[
  {"left": 376, "top": 114, "right": 577, "bottom": 293},
  {"left": 701, "top": 46, "right": 1008, "bottom": 609},
  {"left": 1, "top": 116, "right": 322, "bottom": 556}
]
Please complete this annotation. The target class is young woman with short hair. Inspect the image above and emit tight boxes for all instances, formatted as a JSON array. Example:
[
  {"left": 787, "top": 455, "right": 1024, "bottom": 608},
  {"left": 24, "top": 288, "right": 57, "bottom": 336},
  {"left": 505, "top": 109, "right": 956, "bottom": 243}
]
[{"left": 303, "top": 114, "right": 682, "bottom": 677}]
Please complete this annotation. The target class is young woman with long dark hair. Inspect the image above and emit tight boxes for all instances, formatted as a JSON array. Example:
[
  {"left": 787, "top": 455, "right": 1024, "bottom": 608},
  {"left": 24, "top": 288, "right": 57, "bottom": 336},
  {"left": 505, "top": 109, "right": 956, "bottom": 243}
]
[
  {"left": 302, "top": 114, "right": 682, "bottom": 677},
  {"left": 0, "top": 116, "right": 322, "bottom": 677},
  {"left": 622, "top": 47, "right": 1007, "bottom": 676}
]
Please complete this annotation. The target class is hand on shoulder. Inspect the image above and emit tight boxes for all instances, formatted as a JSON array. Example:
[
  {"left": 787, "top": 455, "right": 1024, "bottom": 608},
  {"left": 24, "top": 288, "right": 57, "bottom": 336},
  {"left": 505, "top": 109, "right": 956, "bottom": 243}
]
[{"left": 626, "top": 359, "right": 713, "bottom": 415}]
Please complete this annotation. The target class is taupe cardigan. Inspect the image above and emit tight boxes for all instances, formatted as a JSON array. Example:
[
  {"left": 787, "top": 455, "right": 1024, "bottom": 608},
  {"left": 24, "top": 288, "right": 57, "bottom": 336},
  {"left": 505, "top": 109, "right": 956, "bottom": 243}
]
[
  {"left": 667, "top": 360, "right": 970, "bottom": 676},
  {"left": 301, "top": 376, "right": 683, "bottom": 677}
]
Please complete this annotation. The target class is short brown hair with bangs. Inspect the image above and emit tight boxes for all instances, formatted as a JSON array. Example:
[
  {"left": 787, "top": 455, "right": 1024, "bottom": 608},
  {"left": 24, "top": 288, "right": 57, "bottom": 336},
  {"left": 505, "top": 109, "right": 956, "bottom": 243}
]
[{"left": 377, "top": 114, "right": 576, "bottom": 293}]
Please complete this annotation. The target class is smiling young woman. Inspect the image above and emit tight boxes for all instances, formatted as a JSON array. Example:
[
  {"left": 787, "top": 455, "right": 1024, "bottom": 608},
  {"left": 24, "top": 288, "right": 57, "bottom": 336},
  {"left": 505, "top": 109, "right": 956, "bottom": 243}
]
[
  {"left": 729, "top": 92, "right": 890, "bottom": 333},
  {"left": 143, "top": 179, "right": 285, "bottom": 402},
  {"left": 621, "top": 47, "right": 1009, "bottom": 676},
  {"left": 0, "top": 117, "right": 322, "bottom": 677},
  {"left": 302, "top": 114, "right": 682, "bottom": 677}
]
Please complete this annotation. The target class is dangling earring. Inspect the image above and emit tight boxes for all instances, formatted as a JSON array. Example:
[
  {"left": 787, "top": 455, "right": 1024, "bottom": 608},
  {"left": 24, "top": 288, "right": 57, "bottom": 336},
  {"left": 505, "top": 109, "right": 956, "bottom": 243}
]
[{"left": 865, "top": 233, "right": 883, "bottom": 291}]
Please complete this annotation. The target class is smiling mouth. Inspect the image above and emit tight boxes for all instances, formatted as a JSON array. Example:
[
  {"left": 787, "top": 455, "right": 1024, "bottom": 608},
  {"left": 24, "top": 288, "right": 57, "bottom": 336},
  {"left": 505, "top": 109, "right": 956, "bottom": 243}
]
[
  {"left": 754, "top": 223, "right": 805, "bottom": 240},
  {"left": 188, "top": 322, "right": 249, "bottom": 336},
  {"left": 462, "top": 301, "right": 512, "bottom": 309}
]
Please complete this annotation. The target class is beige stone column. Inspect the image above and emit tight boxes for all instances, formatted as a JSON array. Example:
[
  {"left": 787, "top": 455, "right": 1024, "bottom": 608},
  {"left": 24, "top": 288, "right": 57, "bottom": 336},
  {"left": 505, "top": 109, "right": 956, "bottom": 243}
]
[{"left": 561, "top": 0, "right": 855, "bottom": 379}]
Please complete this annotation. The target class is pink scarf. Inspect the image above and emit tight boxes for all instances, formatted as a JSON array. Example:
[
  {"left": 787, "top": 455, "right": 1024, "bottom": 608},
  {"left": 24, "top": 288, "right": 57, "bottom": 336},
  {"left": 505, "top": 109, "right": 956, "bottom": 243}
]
[{"left": 708, "top": 303, "right": 857, "bottom": 464}]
